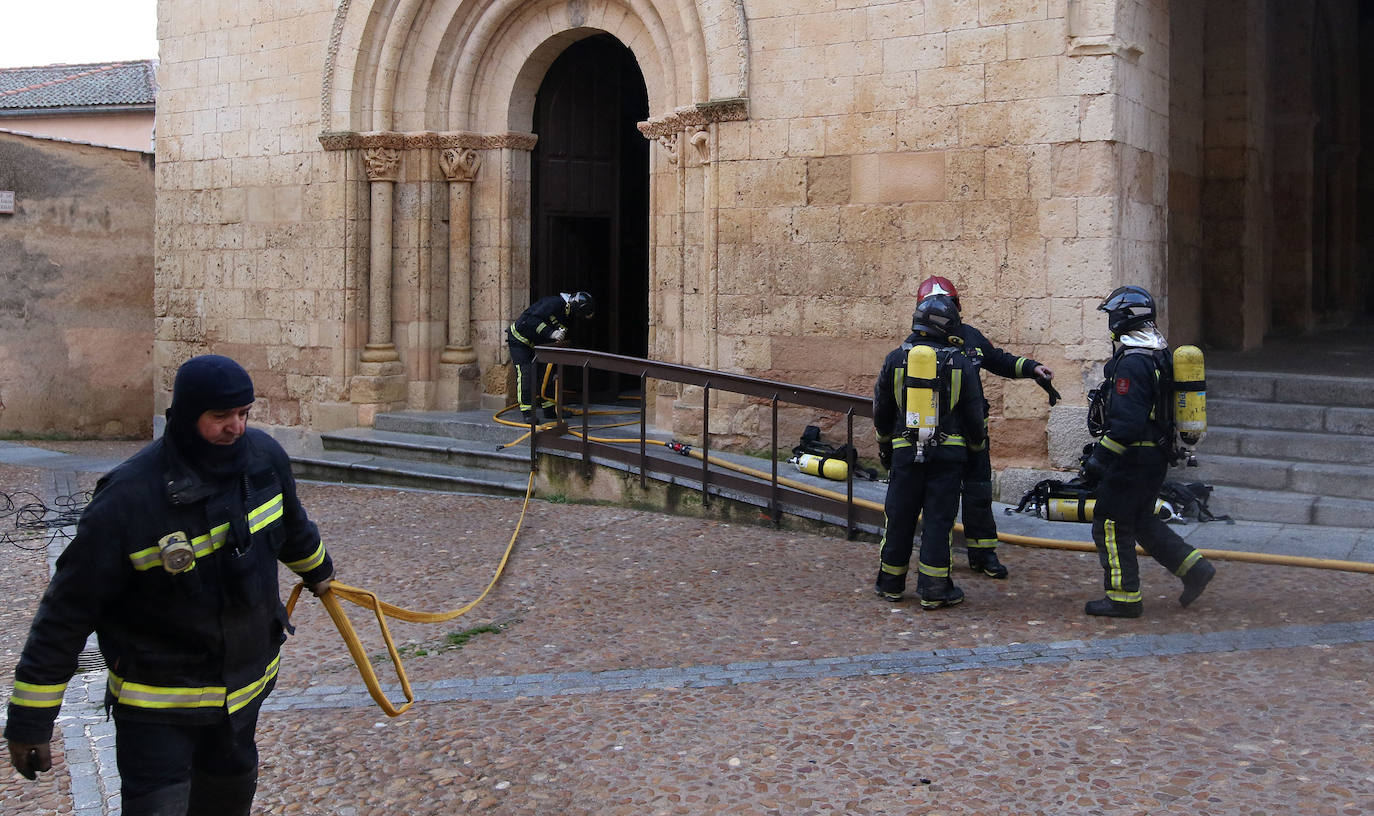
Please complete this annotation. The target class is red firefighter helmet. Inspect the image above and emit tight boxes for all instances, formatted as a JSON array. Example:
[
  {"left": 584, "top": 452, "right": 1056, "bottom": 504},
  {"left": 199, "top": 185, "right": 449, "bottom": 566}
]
[{"left": 916, "top": 276, "right": 961, "bottom": 310}]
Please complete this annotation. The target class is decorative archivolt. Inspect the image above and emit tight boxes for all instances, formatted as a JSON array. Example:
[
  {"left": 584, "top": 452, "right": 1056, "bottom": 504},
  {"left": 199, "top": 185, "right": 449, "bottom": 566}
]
[{"left": 321, "top": 0, "right": 750, "bottom": 140}]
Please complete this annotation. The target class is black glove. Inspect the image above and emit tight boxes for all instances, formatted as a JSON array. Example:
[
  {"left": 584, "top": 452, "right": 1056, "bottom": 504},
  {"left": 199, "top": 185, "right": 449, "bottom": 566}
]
[
  {"left": 1036, "top": 375, "right": 1061, "bottom": 406},
  {"left": 1079, "top": 444, "right": 1113, "bottom": 488},
  {"left": 878, "top": 441, "right": 893, "bottom": 471},
  {"left": 8, "top": 740, "right": 52, "bottom": 781}
]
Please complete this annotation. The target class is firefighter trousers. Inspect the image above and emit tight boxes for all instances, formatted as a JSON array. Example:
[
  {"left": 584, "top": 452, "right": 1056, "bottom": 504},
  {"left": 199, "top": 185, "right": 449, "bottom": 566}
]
[
  {"left": 960, "top": 443, "right": 998, "bottom": 552},
  {"left": 877, "top": 444, "right": 965, "bottom": 592},
  {"left": 1090, "top": 446, "right": 1203, "bottom": 604},
  {"left": 115, "top": 711, "right": 259, "bottom": 815},
  {"left": 507, "top": 331, "right": 554, "bottom": 414}
]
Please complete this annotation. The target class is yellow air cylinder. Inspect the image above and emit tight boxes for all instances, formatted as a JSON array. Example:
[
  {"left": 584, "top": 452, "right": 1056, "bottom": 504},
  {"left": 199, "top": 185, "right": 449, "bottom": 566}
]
[
  {"left": 1045, "top": 497, "right": 1174, "bottom": 523},
  {"left": 1173, "top": 344, "right": 1207, "bottom": 444},
  {"left": 904, "top": 344, "right": 940, "bottom": 458},
  {"left": 793, "top": 453, "right": 849, "bottom": 481}
]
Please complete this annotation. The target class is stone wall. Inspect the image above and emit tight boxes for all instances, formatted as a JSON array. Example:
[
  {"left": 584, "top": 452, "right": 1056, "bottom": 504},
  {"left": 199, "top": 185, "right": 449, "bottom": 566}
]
[
  {"left": 152, "top": 0, "right": 1175, "bottom": 472},
  {"left": 0, "top": 132, "right": 154, "bottom": 437}
]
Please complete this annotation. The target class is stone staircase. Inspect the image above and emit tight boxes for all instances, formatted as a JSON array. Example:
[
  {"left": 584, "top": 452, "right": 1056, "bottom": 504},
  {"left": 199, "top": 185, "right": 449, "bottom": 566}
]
[
  {"left": 292, "top": 410, "right": 534, "bottom": 497},
  {"left": 1188, "top": 369, "right": 1374, "bottom": 526}
]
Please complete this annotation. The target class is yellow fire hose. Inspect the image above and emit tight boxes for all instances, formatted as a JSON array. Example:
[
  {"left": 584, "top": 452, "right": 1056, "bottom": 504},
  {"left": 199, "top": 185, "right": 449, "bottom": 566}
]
[
  {"left": 296, "top": 382, "right": 1374, "bottom": 717},
  {"left": 285, "top": 470, "right": 535, "bottom": 716},
  {"left": 553, "top": 411, "right": 1374, "bottom": 576}
]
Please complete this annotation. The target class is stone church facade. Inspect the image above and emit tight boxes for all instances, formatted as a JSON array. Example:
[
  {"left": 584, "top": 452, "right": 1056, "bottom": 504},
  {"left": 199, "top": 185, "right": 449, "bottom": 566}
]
[{"left": 153, "top": 0, "right": 1372, "bottom": 470}]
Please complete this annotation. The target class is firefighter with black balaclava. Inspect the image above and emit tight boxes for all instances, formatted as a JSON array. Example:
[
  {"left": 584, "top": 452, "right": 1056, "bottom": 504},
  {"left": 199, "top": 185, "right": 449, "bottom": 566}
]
[
  {"left": 507, "top": 291, "right": 596, "bottom": 424},
  {"left": 873, "top": 294, "right": 987, "bottom": 609},
  {"left": 1079, "top": 286, "right": 1216, "bottom": 618},
  {"left": 916, "top": 276, "right": 1056, "bottom": 580},
  {"left": 5, "top": 355, "right": 335, "bottom": 815}
]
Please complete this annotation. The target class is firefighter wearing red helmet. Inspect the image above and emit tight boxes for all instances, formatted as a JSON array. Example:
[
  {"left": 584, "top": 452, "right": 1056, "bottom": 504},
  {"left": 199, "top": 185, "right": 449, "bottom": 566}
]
[{"left": 914, "top": 276, "right": 1055, "bottom": 580}]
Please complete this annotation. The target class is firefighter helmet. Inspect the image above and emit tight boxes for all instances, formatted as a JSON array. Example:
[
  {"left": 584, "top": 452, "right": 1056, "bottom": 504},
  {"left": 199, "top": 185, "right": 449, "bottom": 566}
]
[
  {"left": 1098, "top": 285, "right": 1156, "bottom": 337},
  {"left": 568, "top": 291, "right": 596, "bottom": 319},
  {"left": 916, "top": 276, "right": 961, "bottom": 311},
  {"left": 911, "top": 294, "right": 961, "bottom": 340}
]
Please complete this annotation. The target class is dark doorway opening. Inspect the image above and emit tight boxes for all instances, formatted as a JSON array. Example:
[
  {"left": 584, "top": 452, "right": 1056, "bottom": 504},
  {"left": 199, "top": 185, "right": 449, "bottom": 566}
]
[{"left": 531, "top": 34, "right": 649, "bottom": 401}]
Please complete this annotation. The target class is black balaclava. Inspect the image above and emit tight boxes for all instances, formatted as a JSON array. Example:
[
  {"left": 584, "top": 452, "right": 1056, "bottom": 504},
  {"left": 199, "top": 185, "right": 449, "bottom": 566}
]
[{"left": 165, "top": 355, "right": 255, "bottom": 478}]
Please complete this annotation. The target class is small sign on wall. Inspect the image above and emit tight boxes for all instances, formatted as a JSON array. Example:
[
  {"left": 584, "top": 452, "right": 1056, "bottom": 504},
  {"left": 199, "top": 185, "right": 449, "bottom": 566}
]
[{"left": 0, "top": 191, "right": 13, "bottom": 214}]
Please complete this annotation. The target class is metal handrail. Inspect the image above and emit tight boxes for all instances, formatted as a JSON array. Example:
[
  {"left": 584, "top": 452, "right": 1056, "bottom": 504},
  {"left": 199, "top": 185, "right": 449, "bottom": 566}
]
[{"left": 529, "top": 347, "right": 880, "bottom": 538}]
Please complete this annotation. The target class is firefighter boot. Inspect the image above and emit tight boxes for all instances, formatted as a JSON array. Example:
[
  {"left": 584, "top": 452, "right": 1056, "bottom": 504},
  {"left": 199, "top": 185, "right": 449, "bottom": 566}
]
[
  {"left": 187, "top": 768, "right": 258, "bottom": 816},
  {"left": 873, "top": 570, "right": 904, "bottom": 603},
  {"left": 1179, "top": 559, "right": 1216, "bottom": 608},
  {"left": 915, "top": 574, "right": 964, "bottom": 610},
  {"left": 121, "top": 782, "right": 192, "bottom": 816},
  {"left": 521, "top": 409, "right": 537, "bottom": 426},
  {"left": 967, "top": 548, "right": 1009, "bottom": 579},
  {"left": 1084, "top": 597, "right": 1143, "bottom": 618}
]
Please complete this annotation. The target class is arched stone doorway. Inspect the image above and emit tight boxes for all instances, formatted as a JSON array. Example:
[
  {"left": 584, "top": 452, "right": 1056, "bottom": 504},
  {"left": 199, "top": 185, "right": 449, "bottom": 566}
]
[
  {"left": 531, "top": 34, "right": 650, "bottom": 397},
  {"left": 319, "top": 0, "right": 750, "bottom": 420}
]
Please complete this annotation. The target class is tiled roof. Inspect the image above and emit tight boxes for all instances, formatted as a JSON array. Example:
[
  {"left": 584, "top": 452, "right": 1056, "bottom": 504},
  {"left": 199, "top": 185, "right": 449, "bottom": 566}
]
[{"left": 0, "top": 60, "right": 157, "bottom": 112}]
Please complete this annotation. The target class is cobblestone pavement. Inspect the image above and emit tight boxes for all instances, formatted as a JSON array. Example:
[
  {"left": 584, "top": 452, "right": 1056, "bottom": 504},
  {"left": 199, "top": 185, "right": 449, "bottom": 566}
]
[{"left": 3, "top": 441, "right": 1373, "bottom": 815}]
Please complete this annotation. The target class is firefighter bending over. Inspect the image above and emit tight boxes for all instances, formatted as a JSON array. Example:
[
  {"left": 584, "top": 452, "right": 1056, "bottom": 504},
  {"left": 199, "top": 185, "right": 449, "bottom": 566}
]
[{"left": 507, "top": 291, "right": 596, "bottom": 424}]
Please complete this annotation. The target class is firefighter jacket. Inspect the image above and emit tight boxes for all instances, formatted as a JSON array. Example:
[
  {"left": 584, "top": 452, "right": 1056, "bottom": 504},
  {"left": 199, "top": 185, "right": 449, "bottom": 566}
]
[
  {"left": 954, "top": 323, "right": 1043, "bottom": 381},
  {"left": 508, "top": 294, "right": 575, "bottom": 348},
  {"left": 1087, "top": 345, "right": 1171, "bottom": 466},
  {"left": 4, "top": 428, "right": 333, "bottom": 743},
  {"left": 873, "top": 332, "right": 987, "bottom": 452}
]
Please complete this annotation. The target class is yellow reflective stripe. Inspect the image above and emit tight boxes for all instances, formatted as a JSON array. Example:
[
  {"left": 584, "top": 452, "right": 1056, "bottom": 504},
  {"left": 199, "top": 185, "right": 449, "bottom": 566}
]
[
  {"left": 917, "top": 562, "right": 950, "bottom": 578},
  {"left": 951, "top": 367, "right": 961, "bottom": 405},
  {"left": 107, "top": 654, "right": 280, "bottom": 713},
  {"left": 248, "top": 493, "right": 283, "bottom": 534},
  {"left": 1176, "top": 549, "right": 1203, "bottom": 577},
  {"left": 1100, "top": 436, "right": 1126, "bottom": 454},
  {"left": 879, "top": 561, "right": 907, "bottom": 576},
  {"left": 1016, "top": 357, "right": 1030, "bottom": 376},
  {"left": 129, "top": 546, "right": 162, "bottom": 571},
  {"left": 192, "top": 524, "right": 231, "bottom": 557},
  {"left": 11, "top": 680, "right": 68, "bottom": 708},
  {"left": 228, "top": 654, "right": 280, "bottom": 714},
  {"left": 1103, "top": 518, "right": 1123, "bottom": 589},
  {"left": 285, "top": 541, "right": 327, "bottom": 574},
  {"left": 108, "top": 674, "right": 226, "bottom": 709}
]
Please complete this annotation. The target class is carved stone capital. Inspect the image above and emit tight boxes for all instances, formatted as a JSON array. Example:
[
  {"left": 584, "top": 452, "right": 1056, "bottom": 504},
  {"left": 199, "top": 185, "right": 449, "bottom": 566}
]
[
  {"left": 656, "top": 133, "right": 679, "bottom": 164},
  {"left": 319, "top": 130, "right": 539, "bottom": 152},
  {"left": 440, "top": 148, "right": 481, "bottom": 183},
  {"left": 363, "top": 147, "right": 401, "bottom": 182},
  {"left": 637, "top": 98, "right": 749, "bottom": 140}
]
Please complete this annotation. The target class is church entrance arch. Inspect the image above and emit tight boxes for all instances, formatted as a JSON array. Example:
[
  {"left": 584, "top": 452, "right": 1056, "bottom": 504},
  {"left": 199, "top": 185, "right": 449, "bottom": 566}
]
[{"left": 530, "top": 34, "right": 649, "bottom": 397}]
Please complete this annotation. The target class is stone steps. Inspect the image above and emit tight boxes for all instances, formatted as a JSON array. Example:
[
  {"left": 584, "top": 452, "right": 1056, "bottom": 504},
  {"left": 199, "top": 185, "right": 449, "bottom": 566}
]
[{"left": 1192, "top": 368, "right": 1374, "bottom": 526}]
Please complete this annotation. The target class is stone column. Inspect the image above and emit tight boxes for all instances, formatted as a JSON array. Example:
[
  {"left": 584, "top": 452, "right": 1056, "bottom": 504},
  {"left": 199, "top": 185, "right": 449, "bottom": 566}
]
[
  {"left": 350, "top": 146, "right": 407, "bottom": 423},
  {"left": 437, "top": 147, "right": 481, "bottom": 409},
  {"left": 363, "top": 147, "right": 401, "bottom": 363}
]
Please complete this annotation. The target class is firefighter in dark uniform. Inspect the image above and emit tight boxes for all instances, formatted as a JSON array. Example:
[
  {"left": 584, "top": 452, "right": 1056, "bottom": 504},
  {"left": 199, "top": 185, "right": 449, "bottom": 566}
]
[
  {"left": 873, "top": 295, "right": 988, "bottom": 609},
  {"left": 5, "top": 355, "right": 336, "bottom": 816},
  {"left": 507, "top": 291, "right": 596, "bottom": 424},
  {"left": 916, "top": 276, "right": 1056, "bottom": 580},
  {"left": 1080, "top": 286, "right": 1215, "bottom": 617}
]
